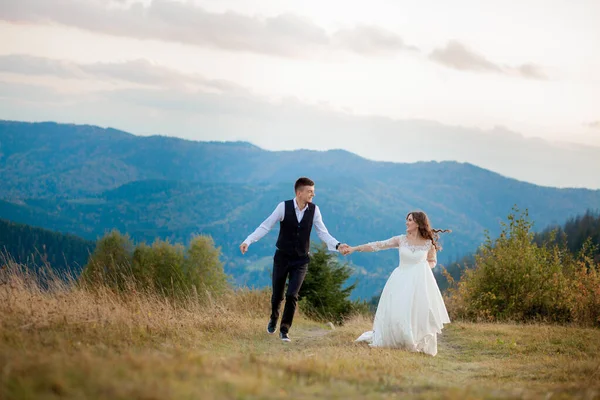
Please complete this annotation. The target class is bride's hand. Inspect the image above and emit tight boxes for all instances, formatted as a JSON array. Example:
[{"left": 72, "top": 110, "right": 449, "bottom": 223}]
[{"left": 342, "top": 246, "right": 355, "bottom": 255}]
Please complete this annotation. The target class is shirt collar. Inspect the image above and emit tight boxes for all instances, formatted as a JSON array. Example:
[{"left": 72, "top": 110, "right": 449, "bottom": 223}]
[{"left": 293, "top": 197, "right": 309, "bottom": 212}]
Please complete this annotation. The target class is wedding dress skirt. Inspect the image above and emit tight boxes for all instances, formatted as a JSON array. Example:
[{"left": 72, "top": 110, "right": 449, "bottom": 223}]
[{"left": 355, "top": 235, "right": 450, "bottom": 356}]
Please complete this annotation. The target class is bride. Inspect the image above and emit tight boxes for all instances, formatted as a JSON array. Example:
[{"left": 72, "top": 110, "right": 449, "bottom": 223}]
[{"left": 343, "top": 211, "right": 451, "bottom": 356}]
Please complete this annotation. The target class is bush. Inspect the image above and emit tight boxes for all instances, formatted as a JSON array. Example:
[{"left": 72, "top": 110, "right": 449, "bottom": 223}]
[
  {"left": 132, "top": 239, "right": 187, "bottom": 299},
  {"left": 80, "top": 230, "right": 134, "bottom": 291},
  {"left": 185, "top": 235, "right": 229, "bottom": 300},
  {"left": 563, "top": 240, "right": 600, "bottom": 326},
  {"left": 81, "top": 231, "right": 229, "bottom": 302},
  {"left": 445, "top": 206, "right": 600, "bottom": 326},
  {"left": 443, "top": 207, "right": 566, "bottom": 322}
]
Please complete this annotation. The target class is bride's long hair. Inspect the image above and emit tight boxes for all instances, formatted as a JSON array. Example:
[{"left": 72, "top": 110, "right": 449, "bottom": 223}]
[{"left": 407, "top": 211, "right": 451, "bottom": 251}]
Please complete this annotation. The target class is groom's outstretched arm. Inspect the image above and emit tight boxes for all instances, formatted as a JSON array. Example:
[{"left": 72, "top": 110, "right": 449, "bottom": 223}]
[
  {"left": 313, "top": 206, "right": 343, "bottom": 252},
  {"left": 240, "top": 202, "right": 284, "bottom": 254}
]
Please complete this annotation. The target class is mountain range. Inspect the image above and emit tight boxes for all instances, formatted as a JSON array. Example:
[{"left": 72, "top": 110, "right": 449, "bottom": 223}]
[{"left": 2, "top": 120, "right": 599, "bottom": 298}]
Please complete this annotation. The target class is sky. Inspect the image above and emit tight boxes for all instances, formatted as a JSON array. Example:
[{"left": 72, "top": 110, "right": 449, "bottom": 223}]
[{"left": 1, "top": 0, "right": 599, "bottom": 188}]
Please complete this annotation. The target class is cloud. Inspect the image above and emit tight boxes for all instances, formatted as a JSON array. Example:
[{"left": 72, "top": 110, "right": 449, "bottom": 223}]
[
  {"left": 331, "top": 25, "right": 419, "bottom": 55},
  {"left": 1, "top": 79, "right": 598, "bottom": 190},
  {"left": 0, "top": 54, "right": 88, "bottom": 79},
  {"left": 0, "top": 80, "right": 65, "bottom": 103},
  {"left": 430, "top": 41, "right": 500, "bottom": 72},
  {"left": 0, "top": 0, "right": 416, "bottom": 58},
  {"left": 0, "top": 54, "right": 244, "bottom": 92},
  {"left": 516, "top": 63, "right": 547, "bottom": 80},
  {"left": 430, "top": 41, "right": 547, "bottom": 80},
  {"left": 0, "top": 1, "right": 546, "bottom": 78},
  {"left": 585, "top": 121, "right": 600, "bottom": 129}
]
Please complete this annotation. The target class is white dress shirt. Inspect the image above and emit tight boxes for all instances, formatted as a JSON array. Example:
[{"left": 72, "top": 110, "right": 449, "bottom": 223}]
[{"left": 243, "top": 198, "right": 340, "bottom": 251}]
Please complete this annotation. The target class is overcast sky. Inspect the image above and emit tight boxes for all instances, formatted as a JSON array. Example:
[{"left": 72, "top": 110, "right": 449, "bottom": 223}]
[{"left": 1, "top": 0, "right": 599, "bottom": 188}]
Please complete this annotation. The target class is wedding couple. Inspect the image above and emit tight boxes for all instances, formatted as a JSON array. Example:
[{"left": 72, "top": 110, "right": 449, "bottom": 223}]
[{"left": 240, "top": 177, "right": 451, "bottom": 356}]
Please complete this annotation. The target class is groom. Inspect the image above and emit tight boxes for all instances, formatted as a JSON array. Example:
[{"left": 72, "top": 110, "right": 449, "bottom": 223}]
[{"left": 240, "top": 177, "right": 347, "bottom": 342}]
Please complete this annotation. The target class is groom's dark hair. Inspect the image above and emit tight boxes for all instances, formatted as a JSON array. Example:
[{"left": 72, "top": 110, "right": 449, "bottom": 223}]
[{"left": 295, "top": 177, "right": 315, "bottom": 192}]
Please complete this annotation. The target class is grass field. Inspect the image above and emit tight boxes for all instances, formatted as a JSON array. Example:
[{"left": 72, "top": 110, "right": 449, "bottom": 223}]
[{"left": 1, "top": 269, "right": 599, "bottom": 399}]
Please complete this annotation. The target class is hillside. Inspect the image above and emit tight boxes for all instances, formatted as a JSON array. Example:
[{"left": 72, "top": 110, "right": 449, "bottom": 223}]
[
  {"left": 0, "top": 218, "right": 95, "bottom": 275},
  {"left": 2, "top": 120, "right": 600, "bottom": 298}
]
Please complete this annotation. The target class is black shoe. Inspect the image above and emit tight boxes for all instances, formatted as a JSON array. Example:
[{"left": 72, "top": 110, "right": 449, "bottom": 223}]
[
  {"left": 279, "top": 331, "right": 291, "bottom": 342},
  {"left": 267, "top": 319, "right": 277, "bottom": 334}
]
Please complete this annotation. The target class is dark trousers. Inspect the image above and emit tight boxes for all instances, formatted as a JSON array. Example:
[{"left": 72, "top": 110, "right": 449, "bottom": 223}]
[{"left": 270, "top": 250, "right": 309, "bottom": 334}]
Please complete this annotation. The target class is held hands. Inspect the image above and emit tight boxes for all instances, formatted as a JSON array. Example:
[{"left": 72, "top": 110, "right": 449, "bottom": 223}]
[
  {"left": 339, "top": 244, "right": 355, "bottom": 256},
  {"left": 337, "top": 243, "right": 349, "bottom": 254}
]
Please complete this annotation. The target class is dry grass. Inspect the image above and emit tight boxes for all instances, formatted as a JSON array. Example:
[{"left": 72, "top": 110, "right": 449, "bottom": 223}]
[{"left": 1, "top": 263, "right": 600, "bottom": 400}]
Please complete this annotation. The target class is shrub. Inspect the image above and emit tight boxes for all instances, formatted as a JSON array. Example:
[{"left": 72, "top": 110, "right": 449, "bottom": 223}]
[
  {"left": 81, "top": 231, "right": 229, "bottom": 302},
  {"left": 445, "top": 207, "right": 571, "bottom": 323}
]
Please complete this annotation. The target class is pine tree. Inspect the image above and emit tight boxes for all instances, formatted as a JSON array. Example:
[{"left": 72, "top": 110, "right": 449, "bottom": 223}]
[{"left": 299, "top": 242, "right": 357, "bottom": 324}]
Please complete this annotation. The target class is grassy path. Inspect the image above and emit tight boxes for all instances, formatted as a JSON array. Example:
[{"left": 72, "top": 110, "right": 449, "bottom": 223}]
[
  {"left": 1, "top": 281, "right": 599, "bottom": 399},
  {"left": 3, "top": 315, "right": 599, "bottom": 399}
]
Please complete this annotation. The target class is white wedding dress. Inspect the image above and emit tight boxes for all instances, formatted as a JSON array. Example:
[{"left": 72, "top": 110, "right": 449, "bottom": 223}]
[{"left": 355, "top": 234, "right": 450, "bottom": 356}]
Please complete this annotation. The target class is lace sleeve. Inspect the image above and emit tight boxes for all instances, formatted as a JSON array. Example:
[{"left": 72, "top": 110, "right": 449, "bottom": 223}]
[{"left": 361, "top": 236, "right": 400, "bottom": 252}]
